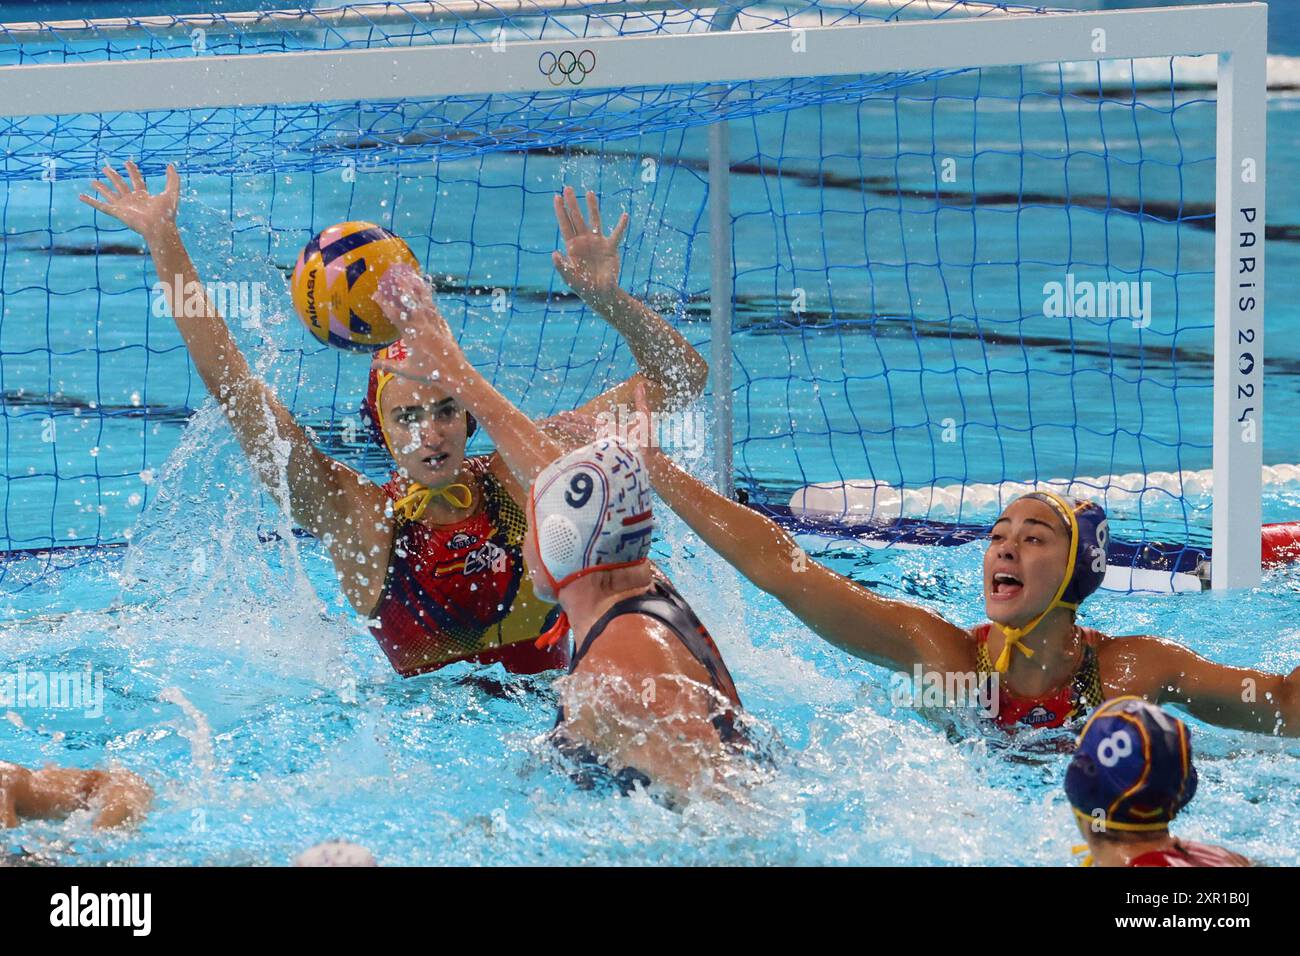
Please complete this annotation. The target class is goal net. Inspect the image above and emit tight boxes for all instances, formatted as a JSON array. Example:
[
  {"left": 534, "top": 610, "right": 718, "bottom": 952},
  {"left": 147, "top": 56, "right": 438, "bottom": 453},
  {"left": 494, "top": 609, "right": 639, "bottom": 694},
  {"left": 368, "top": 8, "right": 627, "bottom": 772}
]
[{"left": 0, "top": 1, "right": 1269, "bottom": 594}]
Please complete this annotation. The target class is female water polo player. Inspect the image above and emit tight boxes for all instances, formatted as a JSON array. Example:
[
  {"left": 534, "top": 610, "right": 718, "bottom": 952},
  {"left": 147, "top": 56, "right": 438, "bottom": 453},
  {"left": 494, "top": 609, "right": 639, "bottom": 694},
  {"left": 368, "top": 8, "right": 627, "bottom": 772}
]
[
  {"left": 632, "top": 446, "right": 1300, "bottom": 736},
  {"left": 78, "top": 165, "right": 707, "bottom": 677},
  {"left": 371, "top": 268, "right": 743, "bottom": 797},
  {"left": 0, "top": 761, "right": 151, "bottom": 830},
  {"left": 1065, "top": 697, "right": 1249, "bottom": 867}
]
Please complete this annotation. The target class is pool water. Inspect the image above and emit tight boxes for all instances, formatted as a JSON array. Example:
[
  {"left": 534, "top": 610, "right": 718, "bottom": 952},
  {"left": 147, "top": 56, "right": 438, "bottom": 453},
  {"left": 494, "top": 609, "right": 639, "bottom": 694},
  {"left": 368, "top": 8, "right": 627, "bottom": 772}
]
[
  {"left": 3, "top": 473, "right": 1298, "bottom": 866},
  {"left": 2, "top": 1, "right": 1300, "bottom": 865}
]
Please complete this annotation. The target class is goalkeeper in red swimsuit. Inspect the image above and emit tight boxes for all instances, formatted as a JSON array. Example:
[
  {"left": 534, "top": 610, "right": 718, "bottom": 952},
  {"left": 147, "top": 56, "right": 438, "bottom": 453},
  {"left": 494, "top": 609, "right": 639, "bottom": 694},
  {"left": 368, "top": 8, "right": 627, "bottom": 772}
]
[{"left": 81, "top": 167, "right": 707, "bottom": 679}]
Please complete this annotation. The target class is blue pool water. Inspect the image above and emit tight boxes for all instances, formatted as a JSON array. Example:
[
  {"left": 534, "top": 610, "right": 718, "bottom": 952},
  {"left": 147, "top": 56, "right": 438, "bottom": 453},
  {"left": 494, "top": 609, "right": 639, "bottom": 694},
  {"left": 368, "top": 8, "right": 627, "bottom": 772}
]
[
  {"left": 3, "top": 501, "right": 1298, "bottom": 866},
  {"left": 2, "top": 1, "right": 1299, "bottom": 865}
]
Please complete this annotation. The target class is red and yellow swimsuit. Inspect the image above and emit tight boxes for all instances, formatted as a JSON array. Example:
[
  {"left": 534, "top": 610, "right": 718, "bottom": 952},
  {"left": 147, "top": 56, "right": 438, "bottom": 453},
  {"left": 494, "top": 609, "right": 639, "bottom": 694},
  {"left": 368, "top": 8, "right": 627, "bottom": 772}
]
[
  {"left": 368, "top": 456, "right": 569, "bottom": 677},
  {"left": 972, "top": 623, "right": 1104, "bottom": 729}
]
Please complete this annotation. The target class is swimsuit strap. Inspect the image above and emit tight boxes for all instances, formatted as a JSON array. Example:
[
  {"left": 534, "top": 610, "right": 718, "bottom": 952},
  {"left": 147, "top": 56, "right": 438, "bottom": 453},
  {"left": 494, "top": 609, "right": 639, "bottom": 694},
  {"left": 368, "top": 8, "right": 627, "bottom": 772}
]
[
  {"left": 479, "top": 461, "right": 530, "bottom": 549},
  {"left": 974, "top": 624, "right": 994, "bottom": 674},
  {"left": 571, "top": 579, "right": 737, "bottom": 704},
  {"left": 555, "top": 578, "right": 743, "bottom": 751},
  {"left": 1067, "top": 639, "right": 1104, "bottom": 717},
  {"left": 974, "top": 622, "right": 1102, "bottom": 726}
]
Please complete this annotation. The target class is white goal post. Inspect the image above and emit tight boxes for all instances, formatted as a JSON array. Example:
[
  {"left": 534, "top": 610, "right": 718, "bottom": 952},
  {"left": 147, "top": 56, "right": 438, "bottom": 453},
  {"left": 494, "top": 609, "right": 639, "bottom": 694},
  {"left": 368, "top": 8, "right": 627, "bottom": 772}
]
[{"left": 0, "top": 2, "right": 1267, "bottom": 589}]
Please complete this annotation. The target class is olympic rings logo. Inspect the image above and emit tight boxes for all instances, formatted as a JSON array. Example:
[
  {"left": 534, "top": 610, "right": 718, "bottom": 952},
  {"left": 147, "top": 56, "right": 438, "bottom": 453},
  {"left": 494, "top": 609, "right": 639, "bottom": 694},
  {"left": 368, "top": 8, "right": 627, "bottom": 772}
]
[{"left": 539, "top": 49, "right": 596, "bottom": 86}]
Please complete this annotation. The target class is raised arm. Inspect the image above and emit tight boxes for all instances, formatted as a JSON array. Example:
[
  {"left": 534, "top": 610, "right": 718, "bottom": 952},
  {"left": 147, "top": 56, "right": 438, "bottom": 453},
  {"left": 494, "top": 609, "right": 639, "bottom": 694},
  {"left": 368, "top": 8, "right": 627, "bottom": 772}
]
[
  {"left": 1106, "top": 637, "right": 1300, "bottom": 737},
  {"left": 550, "top": 187, "right": 708, "bottom": 415},
  {"left": 637, "top": 411, "right": 971, "bottom": 675},
  {"left": 79, "top": 163, "right": 388, "bottom": 612}
]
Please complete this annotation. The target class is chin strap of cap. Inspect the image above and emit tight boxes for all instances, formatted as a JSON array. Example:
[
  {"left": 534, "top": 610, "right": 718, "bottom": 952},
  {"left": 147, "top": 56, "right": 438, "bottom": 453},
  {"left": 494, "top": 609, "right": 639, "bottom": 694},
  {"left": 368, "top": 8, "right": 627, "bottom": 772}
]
[
  {"left": 993, "top": 490, "right": 1081, "bottom": 673},
  {"left": 534, "top": 611, "right": 570, "bottom": 650},
  {"left": 391, "top": 480, "right": 474, "bottom": 521}
]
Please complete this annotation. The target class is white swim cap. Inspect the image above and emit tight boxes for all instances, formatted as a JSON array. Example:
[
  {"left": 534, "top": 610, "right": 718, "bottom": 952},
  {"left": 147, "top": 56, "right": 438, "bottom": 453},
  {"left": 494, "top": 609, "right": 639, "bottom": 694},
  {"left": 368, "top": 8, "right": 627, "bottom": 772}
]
[
  {"left": 293, "top": 841, "right": 377, "bottom": 867},
  {"left": 527, "top": 438, "right": 655, "bottom": 592}
]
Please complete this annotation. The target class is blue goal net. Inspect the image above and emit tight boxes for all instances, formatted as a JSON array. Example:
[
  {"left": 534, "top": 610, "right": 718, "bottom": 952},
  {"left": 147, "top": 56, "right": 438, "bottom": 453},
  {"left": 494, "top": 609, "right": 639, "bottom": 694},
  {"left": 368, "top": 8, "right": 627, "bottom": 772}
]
[{"left": 0, "top": 1, "right": 1265, "bottom": 594}]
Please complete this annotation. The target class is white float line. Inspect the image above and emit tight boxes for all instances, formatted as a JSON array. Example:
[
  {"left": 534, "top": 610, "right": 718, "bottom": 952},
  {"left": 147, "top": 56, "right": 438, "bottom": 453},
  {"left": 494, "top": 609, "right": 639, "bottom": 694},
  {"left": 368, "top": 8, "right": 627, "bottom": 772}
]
[{"left": 789, "top": 463, "right": 1300, "bottom": 520}]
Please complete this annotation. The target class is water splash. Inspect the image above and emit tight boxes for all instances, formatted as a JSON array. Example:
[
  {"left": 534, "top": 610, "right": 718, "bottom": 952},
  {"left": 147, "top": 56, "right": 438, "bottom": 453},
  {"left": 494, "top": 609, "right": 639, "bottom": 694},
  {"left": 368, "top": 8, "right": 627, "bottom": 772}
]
[{"left": 158, "top": 687, "right": 214, "bottom": 782}]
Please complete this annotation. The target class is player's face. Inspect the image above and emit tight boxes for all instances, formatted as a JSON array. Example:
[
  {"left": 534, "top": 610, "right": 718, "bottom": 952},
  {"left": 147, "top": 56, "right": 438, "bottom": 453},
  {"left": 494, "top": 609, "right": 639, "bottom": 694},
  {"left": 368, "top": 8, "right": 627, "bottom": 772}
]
[
  {"left": 380, "top": 376, "right": 469, "bottom": 488},
  {"left": 983, "top": 497, "right": 1071, "bottom": 626}
]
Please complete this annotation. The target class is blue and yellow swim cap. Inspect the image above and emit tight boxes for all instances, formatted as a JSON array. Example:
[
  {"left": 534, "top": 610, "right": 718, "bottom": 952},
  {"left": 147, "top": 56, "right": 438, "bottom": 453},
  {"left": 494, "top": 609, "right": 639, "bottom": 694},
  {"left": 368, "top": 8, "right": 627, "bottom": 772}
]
[
  {"left": 1064, "top": 696, "right": 1198, "bottom": 832},
  {"left": 1018, "top": 492, "right": 1109, "bottom": 607}
]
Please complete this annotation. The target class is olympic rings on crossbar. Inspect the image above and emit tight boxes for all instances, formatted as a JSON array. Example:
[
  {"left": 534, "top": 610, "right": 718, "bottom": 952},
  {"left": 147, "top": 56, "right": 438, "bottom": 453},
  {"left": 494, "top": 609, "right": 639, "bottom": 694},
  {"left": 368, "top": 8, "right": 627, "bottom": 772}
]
[{"left": 538, "top": 49, "right": 597, "bottom": 86}]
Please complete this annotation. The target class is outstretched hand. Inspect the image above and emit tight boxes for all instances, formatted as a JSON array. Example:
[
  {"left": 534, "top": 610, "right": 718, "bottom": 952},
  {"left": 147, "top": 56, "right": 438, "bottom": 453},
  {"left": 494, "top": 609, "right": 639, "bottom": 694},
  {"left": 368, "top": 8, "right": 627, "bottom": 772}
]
[
  {"left": 371, "top": 263, "right": 469, "bottom": 385},
  {"left": 552, "top": 185, "right": 629, "bottom": 303},
  {"left": 78, "top": 161, "right": 180, "bottom": 243}
]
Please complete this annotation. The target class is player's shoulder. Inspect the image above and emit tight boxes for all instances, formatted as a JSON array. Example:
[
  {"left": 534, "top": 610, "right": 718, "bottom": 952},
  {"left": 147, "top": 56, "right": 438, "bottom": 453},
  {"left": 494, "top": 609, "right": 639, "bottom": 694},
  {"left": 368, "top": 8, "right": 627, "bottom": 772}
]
[
  {"left": 1077, "top": 624, "right": 1111, "bottom": 647},
  {"left": 1094, "top": 631, "right": 1194, "bottom": 697},
  {"left": 469, "top": 452, "right": 522, "bottom": 507},
  {"left": 1094, "top": 630, "right": 1177, "bottom": 657},
  {"left": 580, "top": 612, "right": 683, "bottom": 673}
]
